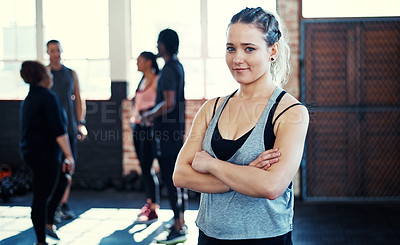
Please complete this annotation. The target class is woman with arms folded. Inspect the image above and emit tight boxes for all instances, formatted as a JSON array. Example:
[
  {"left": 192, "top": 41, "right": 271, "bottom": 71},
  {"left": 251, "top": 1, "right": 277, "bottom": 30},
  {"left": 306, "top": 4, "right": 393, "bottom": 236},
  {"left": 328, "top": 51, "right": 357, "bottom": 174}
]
[{"left": 173, "top": 7, "right": 309, "bottom": 245}]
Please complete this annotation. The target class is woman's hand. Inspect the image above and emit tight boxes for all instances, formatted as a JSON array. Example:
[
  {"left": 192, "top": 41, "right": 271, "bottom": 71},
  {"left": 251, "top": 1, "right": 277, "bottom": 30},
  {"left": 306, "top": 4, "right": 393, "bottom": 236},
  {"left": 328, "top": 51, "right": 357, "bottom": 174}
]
[
  {"left": 192, "top": 150, "right": 214, "bottom": 174},
  {"left": 62, "top": 156, "right": 75, "bottom": 175},
  {"left": 249, "top": 148, "right": 280, "bottom": 170},
  {"left": 141, "top": 111, "right": 153, "bottom": 126}
]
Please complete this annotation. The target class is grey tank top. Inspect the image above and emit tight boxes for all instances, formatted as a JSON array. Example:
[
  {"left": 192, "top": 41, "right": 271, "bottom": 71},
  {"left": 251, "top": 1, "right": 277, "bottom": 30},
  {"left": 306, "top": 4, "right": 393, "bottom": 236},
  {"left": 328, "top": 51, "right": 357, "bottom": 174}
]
[
  {"left": 196, "top": 86, "right": 294, "bottom": 240},
  {"left": 51, "top": 65, "right": 77, "bottom": 136}
]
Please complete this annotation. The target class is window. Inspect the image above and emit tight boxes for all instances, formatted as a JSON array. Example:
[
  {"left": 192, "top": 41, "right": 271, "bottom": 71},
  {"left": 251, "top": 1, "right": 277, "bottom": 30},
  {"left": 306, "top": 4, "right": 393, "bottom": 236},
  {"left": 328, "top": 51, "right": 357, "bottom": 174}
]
[
  {"left": 302, "top": 0, "right": 400, "bottom": 18},
  {"left": 0, "top": 0, "right": 36, "bottom": 99},
  {"left": 43, "top": 0, "right": 110, "bottom": 99},
  {"left": 130, "top": 0, "right": 202, "bottom": 99},
  {"left": 130, "top": 0, "right": 276, "bottom": 99},
  {"left": 0, "top": 0, "right": 110, "bottom": 100}
]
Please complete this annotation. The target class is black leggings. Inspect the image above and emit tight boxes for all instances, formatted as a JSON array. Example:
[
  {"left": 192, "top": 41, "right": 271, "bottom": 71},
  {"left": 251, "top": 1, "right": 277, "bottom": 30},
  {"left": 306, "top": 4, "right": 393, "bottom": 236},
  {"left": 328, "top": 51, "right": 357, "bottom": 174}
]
[
  {"left": 157, "top": 154, "right": 188, "bottom": 219},
  {"left": 198, "top": 230, "right": 293, "bottom": 245},
  {"left": 133, "top": 124, "right": 158, "bottom": 202},
  {"left": 24, "top": 155, "right": 68, "bottom": 243}
]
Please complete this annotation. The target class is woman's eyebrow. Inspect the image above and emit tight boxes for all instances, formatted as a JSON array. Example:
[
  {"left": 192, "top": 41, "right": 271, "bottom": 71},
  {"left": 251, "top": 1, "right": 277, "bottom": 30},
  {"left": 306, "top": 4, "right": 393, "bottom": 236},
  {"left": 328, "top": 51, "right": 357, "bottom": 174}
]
[{"left": 226, "top": 42, "right": 258, "bottom": 46}]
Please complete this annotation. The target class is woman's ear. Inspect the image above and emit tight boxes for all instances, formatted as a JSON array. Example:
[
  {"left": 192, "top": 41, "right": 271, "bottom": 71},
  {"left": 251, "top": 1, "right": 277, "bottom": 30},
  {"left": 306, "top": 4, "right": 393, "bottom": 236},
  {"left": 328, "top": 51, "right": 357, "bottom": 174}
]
[
  {"left": 146, "top": 59, "right": 152, "bottom": 68},
  {"left": 269, "top": 43, "right": 279, "bottom": 62}
]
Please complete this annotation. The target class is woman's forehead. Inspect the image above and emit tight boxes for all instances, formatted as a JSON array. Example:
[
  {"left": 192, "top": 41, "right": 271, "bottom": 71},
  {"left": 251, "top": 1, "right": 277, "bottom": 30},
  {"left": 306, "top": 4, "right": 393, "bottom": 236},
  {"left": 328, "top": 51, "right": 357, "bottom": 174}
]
[{"left": 227, "top": 23, "right": 264, "bottom": 43}]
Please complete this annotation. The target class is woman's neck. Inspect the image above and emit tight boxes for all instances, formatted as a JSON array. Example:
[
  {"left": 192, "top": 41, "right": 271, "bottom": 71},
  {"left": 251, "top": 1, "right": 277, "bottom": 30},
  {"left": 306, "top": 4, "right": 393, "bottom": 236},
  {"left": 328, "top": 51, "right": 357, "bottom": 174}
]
[
  {"left": 143, "top": 70, "right": 156, "bottom": 84},
  {"left": 237, "top": 74, "right": 276, "bottom": 99}
]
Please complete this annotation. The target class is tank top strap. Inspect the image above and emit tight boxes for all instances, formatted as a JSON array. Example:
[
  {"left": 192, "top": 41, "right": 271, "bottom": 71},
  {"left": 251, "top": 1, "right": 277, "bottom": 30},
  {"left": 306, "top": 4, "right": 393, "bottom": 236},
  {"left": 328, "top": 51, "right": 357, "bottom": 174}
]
[
  {"left": 272, "top": 103, "right": 304, "bottom": 127},
  {"left": 212, "top": 97, "right": 220, "bottom": 118},
  {"left": 265, "top": 90, "right": 287, "bottom": 128},
  {"left": 210, "top": 90, "right": 237, "bottom": 123},
  {"left": 203, "top": 90, "right": 237, "bottom": 157},
  {"left": 251, "top": 87, "right": 284, "bottom": 133}
]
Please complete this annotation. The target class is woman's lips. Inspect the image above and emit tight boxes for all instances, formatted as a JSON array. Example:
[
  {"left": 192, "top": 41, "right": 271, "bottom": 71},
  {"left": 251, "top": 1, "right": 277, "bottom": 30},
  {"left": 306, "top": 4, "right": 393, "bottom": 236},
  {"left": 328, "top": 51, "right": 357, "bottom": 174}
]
[{"left": 233, "top": 68, "right": 248, "bottom": 72}]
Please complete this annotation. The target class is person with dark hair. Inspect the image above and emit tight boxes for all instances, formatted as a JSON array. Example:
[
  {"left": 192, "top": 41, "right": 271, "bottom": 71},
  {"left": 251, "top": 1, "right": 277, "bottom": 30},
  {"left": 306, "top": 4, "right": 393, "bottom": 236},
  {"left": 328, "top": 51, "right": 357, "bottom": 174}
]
[
  {"left": 132, "top": 51, "right": 160, "bottom": 224},
  {"left": 173, "top": 7, "right": 309, "bottom": 244},
  {"left": 20, "top": 60, "right": 75, "bottom": 245},
  {"left": 142, "top": 29, "right": 187, "bottom": 244},
  {"left": 46, "top": 39, "right": 87, "bottom": 222}
]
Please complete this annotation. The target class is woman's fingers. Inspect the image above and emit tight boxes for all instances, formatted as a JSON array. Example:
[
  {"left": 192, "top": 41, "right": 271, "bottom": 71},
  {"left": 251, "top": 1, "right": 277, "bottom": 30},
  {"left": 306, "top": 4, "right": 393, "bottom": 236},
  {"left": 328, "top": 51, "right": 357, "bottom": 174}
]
[
  {"left": 260, "top": 148, "right": 280, "bottom": 160},
  {"left": 250, "top": 148, "right": 280, "bottom": 169},
  {"left": 256, "top": 157, "right": 279, "bottom": 168}
]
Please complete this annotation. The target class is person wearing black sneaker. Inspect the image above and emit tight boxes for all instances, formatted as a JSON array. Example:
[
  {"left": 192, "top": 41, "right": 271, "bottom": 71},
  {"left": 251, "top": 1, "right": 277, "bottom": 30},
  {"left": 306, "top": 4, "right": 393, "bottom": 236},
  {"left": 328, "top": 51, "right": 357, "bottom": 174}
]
[
  {"left": 20, "top": 60, "right": 75, "bottom": 245},
  {"left": 142, "top": 29, "right": 187, "bottom": 244},
  {"left": 47, "top": 39, "right": 87, "bottom": 223},
  {"left": 173, "top": 7, "right": 309, "bottom": 245}
]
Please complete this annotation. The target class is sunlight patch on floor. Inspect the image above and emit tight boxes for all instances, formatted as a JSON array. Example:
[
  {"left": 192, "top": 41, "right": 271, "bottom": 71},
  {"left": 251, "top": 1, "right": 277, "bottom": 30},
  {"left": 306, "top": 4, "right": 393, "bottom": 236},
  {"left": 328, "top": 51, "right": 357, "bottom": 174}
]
[{"left": 0, "top": 206, "right": 199, "bottom": 245}]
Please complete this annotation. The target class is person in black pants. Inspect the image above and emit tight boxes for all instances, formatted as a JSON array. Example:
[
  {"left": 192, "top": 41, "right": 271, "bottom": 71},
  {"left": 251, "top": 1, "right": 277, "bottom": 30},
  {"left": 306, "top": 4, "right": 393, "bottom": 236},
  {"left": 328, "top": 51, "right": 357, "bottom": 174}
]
[
  {"left": 19, "top": 60, "right": 75, "bottom": 245},
  {"left": 132, "top": 51, "right": 160, "bottom": 223},
  {"left": 47, "top": 40, "right": 87, "bottom": 221},
  {"left": 142, "top": 29, "right": 187, "bottom": 244}
]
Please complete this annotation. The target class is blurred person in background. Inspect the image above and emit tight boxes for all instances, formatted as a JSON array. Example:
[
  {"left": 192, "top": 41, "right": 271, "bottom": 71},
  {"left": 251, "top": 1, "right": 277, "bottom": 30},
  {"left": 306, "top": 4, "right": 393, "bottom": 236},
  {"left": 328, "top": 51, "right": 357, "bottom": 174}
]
[
  {"left": 142, "top": 29, "right": 187, "bottom": 244},
  {"left": 20, "top": 60, "right": 75, "bottom": 244},
  {"left": 132, "top": 51, "right": 160, "bottom": 224},
  {"left": 46, "top": 40, "right": 87, "bottom": 222}
]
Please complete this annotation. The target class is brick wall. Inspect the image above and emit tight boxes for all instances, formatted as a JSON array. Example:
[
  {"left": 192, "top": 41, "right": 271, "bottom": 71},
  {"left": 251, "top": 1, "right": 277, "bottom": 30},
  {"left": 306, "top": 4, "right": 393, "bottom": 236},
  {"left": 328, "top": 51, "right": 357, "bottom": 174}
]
[
  {"left": 121, "top": 99, "right": 140, "bottom": 175},
  {"left": 277, "top": 0, "right": 301, "bottom": 99}
]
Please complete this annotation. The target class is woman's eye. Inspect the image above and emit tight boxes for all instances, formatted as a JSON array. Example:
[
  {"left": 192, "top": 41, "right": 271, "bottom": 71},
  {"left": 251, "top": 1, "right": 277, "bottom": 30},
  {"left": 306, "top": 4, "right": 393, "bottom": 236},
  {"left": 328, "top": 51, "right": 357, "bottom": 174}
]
[
  {"left": 226, "top": 47, "right": 235, "bottom": 52},
  {"left": 245, "top": 47, "right": 255, "bottom": 52}
]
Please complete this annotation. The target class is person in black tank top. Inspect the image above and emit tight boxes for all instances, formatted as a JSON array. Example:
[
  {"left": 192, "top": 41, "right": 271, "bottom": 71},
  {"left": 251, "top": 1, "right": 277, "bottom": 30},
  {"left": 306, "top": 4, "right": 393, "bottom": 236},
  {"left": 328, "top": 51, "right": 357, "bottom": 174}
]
[
  {"left": 47, "top": 40, "right": 87, "bottom": 224},
  {"left": 173, "top": 7, "right": 309, "bottom": 244}
]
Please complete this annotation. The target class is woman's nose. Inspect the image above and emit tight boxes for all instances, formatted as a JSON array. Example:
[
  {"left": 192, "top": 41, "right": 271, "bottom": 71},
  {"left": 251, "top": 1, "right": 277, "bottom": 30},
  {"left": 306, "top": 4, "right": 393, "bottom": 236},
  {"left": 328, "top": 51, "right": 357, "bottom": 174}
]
[{"left": 233, "top": 51, "right": 244, "bottom": 64}]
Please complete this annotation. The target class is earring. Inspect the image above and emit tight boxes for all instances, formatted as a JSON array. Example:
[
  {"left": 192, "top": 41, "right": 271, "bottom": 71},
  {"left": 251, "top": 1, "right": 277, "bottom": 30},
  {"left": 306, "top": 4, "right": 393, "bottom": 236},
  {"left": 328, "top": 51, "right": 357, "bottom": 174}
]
[{"left": 270, "top": 57, "right": 275, "bottom": 62}]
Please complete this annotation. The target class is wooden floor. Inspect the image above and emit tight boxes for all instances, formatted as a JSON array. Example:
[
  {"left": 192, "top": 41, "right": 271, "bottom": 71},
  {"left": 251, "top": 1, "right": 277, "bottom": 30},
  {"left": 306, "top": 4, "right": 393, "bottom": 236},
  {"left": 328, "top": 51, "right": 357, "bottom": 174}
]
[{"left": 0, "top": 189, "right": 399, "bottom": 245}]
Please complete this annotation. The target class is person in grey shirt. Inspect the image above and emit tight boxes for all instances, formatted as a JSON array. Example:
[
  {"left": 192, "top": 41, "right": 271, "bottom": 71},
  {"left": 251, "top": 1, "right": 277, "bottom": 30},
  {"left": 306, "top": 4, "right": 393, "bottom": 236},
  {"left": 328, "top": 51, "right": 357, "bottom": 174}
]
[
  {"left": 173, "top": 7, "right": 309, "bottom": 244},
  {"left": 47, "top": 40, "right": 87, "bottom": 222}
]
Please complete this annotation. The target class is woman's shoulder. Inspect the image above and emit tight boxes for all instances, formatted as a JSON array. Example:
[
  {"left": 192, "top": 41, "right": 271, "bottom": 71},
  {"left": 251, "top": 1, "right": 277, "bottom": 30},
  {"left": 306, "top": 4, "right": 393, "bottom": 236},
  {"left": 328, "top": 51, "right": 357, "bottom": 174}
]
[
  {"left": 194, "top": 95, "right": 229, "bottom": 125},
  {"left": 280, "top": 90, "right": 300, "bottom": 104},
  {"left": 202, "top": 93, "right": 231, "bottom": 113},
  {"left": 275, "top": 90, "right": 309, "bottom": 124}
]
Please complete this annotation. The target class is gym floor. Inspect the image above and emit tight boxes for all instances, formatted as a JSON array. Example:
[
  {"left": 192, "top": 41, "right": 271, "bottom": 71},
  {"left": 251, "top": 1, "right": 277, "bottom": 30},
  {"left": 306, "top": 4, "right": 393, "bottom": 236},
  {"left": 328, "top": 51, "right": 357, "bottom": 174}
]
[{"left": 0, "top": 189, "right": 399, "bottom": 245}]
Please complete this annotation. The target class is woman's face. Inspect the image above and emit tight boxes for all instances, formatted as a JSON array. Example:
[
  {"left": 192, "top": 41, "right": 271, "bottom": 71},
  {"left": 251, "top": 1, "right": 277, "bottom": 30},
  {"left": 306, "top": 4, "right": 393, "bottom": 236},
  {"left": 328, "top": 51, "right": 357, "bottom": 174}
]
[
  {"left": 225, "top": 23, "right": 271, "bottom": 85},
  {"left": 136, "top": 55, "right": 149, "bottom": 72}
]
